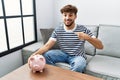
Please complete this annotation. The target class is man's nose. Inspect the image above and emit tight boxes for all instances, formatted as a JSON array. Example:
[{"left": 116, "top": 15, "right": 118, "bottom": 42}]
[{"left": 66, "top": 15, "right": 70, "bottom": 19}]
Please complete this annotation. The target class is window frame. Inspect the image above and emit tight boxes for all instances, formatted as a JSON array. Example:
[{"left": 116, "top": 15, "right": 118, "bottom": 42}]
[{"left": 0, "top": 0, "right": 37, "bottom": 57}]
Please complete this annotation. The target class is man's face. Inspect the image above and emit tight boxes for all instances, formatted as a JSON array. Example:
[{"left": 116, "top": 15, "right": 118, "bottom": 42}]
[{"left": 62, "top": 12, "right": 77, "bottom": 27}]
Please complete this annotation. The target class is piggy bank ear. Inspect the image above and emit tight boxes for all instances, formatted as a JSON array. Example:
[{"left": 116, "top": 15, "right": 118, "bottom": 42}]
[
  {"left": 30, "top": 57, "right": 34, "bottom": 61},
  {"left": 39, "top": 58, "right": 44, "bottom": 61}
]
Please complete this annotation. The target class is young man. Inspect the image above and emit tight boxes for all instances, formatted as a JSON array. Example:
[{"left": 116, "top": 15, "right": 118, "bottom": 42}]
[{"left": 29, "top": 4, "right": 103, "bottom": 72}]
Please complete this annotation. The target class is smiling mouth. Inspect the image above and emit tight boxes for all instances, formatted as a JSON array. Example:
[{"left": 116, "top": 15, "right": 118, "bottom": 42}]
[
  {"left": 66, "top": 19, "right": 72, "bottom": 21},
  {"left": 66, "top": 21, "right": 71, "bottom": 23},
  {"left": 66, "top": 19, "right": 72, "bottom": 22},
  {"left": 65, "top": 22, "right": 74, "bottom": 27}
]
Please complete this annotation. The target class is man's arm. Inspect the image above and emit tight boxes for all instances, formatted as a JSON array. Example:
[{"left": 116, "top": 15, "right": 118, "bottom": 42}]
[
  {"left": 86, "top": 36, "right": 103, "bottom": 49},
  {"left": 75, "top": 32, "right": 103, "bottom": 49},
  {"left": 32, "top": 39, "right": 56, "bottom": 55}
]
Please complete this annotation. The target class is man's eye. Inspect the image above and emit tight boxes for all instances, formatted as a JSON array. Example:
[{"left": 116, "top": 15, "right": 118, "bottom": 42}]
[
  {"left": 64, "top": 15, "right": 67, "bottom": 17},
  {"left": 69, "top": 14, "right": 73, "bottom": 17}
]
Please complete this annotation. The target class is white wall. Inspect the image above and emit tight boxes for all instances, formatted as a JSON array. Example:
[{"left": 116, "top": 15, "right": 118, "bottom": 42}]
[
  {"left": 36, "top": 0, "right": 54, "bottom": 41},
  {"left": 0, "top": 50, "right": 23, "bottom": 77},
  {"left": 54, "top": 0, "right": 120, "bottom": 26}
]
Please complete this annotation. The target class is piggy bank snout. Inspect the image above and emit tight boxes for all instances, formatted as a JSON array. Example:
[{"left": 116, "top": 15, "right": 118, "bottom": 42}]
[
  {"left": 33, "top": 65, "right": 40, "bottom": 70},
  {"left": 33, "top": 64, "right": 39, "bottom": 67}
]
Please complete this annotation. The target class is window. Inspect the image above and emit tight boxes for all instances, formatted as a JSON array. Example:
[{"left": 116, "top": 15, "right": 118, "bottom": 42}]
[{"left": 0, "top": 0, "right": 37, "bottom": 57}]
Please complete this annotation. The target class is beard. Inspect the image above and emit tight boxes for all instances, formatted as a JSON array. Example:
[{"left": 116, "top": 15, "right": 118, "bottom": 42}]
[{"left": 64, "top": 19, "right": 74, "bottom": 27}]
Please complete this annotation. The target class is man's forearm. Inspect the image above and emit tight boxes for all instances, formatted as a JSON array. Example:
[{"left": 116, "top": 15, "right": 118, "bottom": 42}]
[
  {"left": 33, "top": 45, "right": 50, "bottom": 55},
  {"left": 86, "top": 36, "right": 103, "bottom": 49}
]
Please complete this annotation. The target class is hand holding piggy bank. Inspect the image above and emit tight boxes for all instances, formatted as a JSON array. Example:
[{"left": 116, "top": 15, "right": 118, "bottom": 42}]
[{"left": 28, "top": 54, "right": 46, "bottom": 73}]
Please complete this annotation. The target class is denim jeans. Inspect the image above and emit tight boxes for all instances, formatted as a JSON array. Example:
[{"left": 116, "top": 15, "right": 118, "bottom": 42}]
[{"left": 43, "top": 50, "right": 86, "bottom": 72}]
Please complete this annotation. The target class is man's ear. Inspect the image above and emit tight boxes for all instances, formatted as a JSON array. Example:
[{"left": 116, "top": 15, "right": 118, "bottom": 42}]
[{"left": 75, "top": 15, "right": 77, "bottom": 19}]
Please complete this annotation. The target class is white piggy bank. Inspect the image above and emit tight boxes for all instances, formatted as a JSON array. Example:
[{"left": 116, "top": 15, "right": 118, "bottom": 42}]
[{"left": 28, "top": 54, "right": 46, "bottom": 73}]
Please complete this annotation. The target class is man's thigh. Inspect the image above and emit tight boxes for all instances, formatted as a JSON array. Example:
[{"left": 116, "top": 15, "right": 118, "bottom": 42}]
[{"left": 43, "top": 50, "right": 68, "bottom": 63}]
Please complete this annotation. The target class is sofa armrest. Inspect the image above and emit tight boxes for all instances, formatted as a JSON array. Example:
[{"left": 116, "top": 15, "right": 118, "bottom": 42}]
[{"left": 22, "top": 41, "right": 43, "bottom": 64}]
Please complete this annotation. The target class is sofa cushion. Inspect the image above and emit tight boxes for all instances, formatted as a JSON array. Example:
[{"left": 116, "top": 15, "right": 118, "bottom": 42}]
[
  {"left": 96, "top": 25, "right": 120, "bottom": 58},
  {"left": 40, "top": 28, "right": 60, "bottom": 49},
  {"left": 86, "top": 55, "right": 120, "bottom": 78},
  {"left": 84, "top": 25, "right": 98, "bottom": 56},
  {"left": 86, "top": 54, "right": 94, "bottom": 63}
]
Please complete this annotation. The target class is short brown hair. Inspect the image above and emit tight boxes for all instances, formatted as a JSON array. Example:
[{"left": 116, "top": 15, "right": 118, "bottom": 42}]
[{"left": 60, "top": 4, "right": 78, "bottom": 15}]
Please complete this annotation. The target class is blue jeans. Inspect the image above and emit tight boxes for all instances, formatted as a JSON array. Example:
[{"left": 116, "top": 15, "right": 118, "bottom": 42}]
[{"left": 43, "top": 50, "right": 86, "bottom": 73}]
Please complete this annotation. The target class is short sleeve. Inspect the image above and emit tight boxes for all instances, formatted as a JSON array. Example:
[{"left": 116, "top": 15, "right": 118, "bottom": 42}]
[
  {"left": 50, "top": 30, "right": 57, "bottom": 40},
  {"left": 85, "top": 27, "right": 95, "bottom": 37}
]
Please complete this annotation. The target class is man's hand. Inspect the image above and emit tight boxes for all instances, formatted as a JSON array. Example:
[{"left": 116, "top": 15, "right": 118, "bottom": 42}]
[{"left": 75, "top": 32, "right": 89, "bottom": 40}]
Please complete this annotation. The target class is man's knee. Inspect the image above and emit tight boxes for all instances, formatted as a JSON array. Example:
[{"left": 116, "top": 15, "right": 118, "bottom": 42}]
[{"left": 70, "top": 56, "right": 86, "bottom": 72}]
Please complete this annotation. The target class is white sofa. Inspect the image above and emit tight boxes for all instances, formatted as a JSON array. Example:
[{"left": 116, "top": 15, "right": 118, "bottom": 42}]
[{"left": 22, "top": 24, "right": 120, "bottom": 80}]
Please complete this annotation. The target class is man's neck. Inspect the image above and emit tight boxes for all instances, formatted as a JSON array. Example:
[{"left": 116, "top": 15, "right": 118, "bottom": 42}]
[
  {"left": 65, "top": 23, "right": 75, "bottom": 30},
  {"left": 64, "top": 23, "right": 77, "bottom": 32}
]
